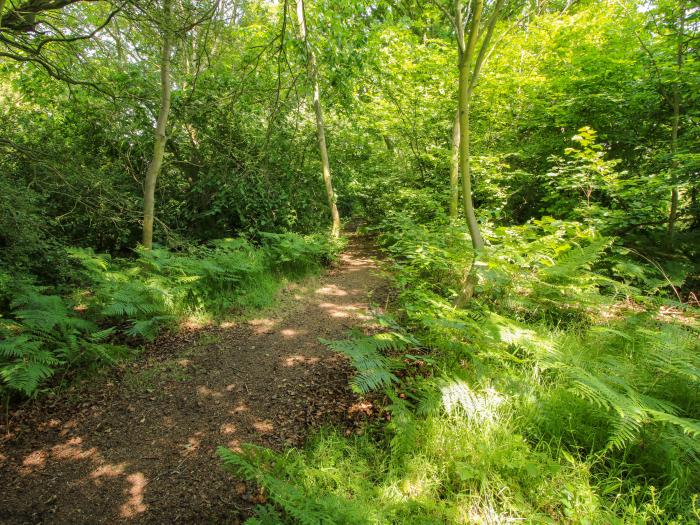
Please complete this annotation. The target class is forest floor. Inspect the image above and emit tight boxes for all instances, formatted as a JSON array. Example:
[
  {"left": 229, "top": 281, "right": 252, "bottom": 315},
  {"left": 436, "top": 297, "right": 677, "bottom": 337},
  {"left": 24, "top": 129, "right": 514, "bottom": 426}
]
[{"left": 0, "top": 235, "right": 388, "bottom": 524}]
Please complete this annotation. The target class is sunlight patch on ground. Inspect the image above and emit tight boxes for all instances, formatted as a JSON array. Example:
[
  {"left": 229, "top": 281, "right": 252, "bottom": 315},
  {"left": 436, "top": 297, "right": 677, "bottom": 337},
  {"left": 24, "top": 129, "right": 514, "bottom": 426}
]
[
  {"left": 280, "top": 328, "right": 307, "bottom": 338},
  {"left": 21, "top": 450, "right": 47, "bottom": 474},
  {"left": 197, "top": 385, "right": 224, "bottom": 399},
  {"left": 348, "top": 400, "right": 374, "bottom": 417},
  {"left": 220, "top": 423, "right": 237, "bottom": 435},
  {"left": 253, "top": 420, "right": 274, "bottom": 433},
  {"left": 248, "top": 317, "right": 279, "bottom": 334},
  {"left": 226, "top": 439, "right": 242, "bottom": 452},
  {"left": 91, "top": 463, "right": 127, "bottom": 484},
  {"left": 317, "top": 301, "right": 371, "bottom": 320},
  {"left": 230, "top": 402, "right": 249, "bottom": 415},
  {"left": 120, "top": 472, "right": 147, "bottom": 518},
  {"left": 179, "top": 314, "right": 212, "bottom": 331},
  {"left": 314, "top": 284, "right": 349, "bottom": 297},
  {"left": 282, "top": 355, "right": 320, "bottom": 367},
  {"left": 51, "top": 437, "right": 98, "bottom": 461},
  {"left": 182, "top": 432, "right": 203, "bottom": 456}
]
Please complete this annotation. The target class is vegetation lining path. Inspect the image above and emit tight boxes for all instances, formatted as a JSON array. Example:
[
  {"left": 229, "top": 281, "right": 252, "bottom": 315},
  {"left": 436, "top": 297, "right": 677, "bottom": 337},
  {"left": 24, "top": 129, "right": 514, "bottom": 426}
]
[{"left": 0, "top": 236, "right": 386, "bottom": 524}]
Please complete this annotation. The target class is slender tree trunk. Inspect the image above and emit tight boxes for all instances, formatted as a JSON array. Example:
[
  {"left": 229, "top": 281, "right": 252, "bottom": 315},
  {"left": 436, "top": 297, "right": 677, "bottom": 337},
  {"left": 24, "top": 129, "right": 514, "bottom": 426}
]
[
  {"left": 296, "top": 0, "right": 341, "bottom": 238},
  {"left": 457, "top": 0, "right": 485, "bottom": 250},
  {"left": 449, "top": 109, "right": 460, "bottom": 220},
  {"left": 667, "top": 4, "right": 685, "bottom": 245},
  {"left": 0, "top": 0, "right": 6, "bottom": 28},
  {"left": 142, "top": 0, "right": 173, "bottom": 250}
]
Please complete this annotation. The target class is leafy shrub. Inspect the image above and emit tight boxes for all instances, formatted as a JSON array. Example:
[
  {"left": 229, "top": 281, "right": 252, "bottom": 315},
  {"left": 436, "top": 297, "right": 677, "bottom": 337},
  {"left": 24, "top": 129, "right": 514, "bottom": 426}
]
[{"left": 260, "top": 232, "right": 342, "bottom": 275}]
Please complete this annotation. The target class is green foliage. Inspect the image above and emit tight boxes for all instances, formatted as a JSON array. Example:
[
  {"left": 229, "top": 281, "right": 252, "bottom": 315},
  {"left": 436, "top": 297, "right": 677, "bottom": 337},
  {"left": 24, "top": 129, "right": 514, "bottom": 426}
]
[
  {"left": 0, "top": 234, "right": 335, "bottom": 398},
  {"left": 321, "top": 331, "right": 416, "bottom": 394},
  {"left": 0, "top": 289, "right": 123, "bottom": 397},
  {"left": 261, "top": 232, "right": 343, "bottom": 275},
  {"left": 221, "top": 218, "right": 700, "bottom": 523}
]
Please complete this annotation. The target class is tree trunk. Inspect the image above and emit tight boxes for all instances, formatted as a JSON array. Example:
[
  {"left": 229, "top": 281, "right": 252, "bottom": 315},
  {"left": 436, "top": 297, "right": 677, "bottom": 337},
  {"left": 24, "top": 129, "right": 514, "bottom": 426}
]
[
  {"left": 142, "top": 0, "right": 173, "bottom": 250},
  {"left": 0, "top": 0, "right": 6, "bottom": 28},
  {"left": 449, "top": 109, "right": 460, "bottom": 220},
  {"left": 296, "top": 0, "right": 341, "bottom": 238},
  {"left": 457, "top": 0, "right": 485, "bottom": 250},
  {"left": 667, "top": 3, "right": 685, "bottom": 245}
]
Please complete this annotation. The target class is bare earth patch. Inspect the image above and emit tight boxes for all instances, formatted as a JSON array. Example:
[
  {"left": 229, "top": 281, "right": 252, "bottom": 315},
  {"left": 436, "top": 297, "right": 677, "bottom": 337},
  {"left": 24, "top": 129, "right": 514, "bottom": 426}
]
[{"left": 0, "top": 237, "right": 387, "bottom": 524}]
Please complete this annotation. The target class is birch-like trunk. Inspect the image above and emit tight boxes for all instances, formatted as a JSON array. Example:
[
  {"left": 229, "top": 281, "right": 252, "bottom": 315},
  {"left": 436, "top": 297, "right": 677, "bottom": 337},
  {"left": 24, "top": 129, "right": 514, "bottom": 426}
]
[
  {"left": 142, "top": 0, "right": 173, "bottom": 249},
  {"left": 296, "top": 0, "right": 341, "bottom": 238},
  {"left": 449, "top": 110, "right": 460, "bottom": 220}
]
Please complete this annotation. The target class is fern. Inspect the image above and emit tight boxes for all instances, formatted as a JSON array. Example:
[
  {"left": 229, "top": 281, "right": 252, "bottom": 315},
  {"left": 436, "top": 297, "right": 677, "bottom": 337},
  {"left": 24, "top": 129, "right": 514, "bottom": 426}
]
[
  {"left": 218, "top": 446, "right": 340, "bottom": 525},
  {"left": 544, "top": 324, "right": 700, "bottom": 453},
  {"left": 321, "top": 332, "right": 415, "bottom": 394},
  {"left": 0, "top": 334, "right": 59, "bottom": 396},
  {"left": 540, "top": 236, "right": 612, "bottom": 282},
  {"left": 0, "top": 290, "right": 125, "bottom": 396}
]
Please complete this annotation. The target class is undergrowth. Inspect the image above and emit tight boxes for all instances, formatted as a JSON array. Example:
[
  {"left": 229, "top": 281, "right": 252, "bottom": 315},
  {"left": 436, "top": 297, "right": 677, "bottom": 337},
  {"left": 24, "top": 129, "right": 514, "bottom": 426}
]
[
  {"left": 0, "top": 233, "right": 340, "bottom": 399},
  {"left": 219, "top": 217, "right": 700, "bottom": 524}
]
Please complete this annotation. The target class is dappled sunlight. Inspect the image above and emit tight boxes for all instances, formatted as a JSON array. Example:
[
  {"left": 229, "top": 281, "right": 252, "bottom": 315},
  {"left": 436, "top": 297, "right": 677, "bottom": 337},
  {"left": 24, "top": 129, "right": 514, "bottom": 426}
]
[
  {"left": 197, "top": 385, "right": 225, "bottom": 399},
  {"left": 494, "top": 315, "right": 553, "bottom": 353},
  {"left": 119, "top": 472, "right": 148, "bottom": 518},
  {"left": 51, "top": 437, "right": 98, "bottom": 462},
  {"left": 347, "top": 400, "right": 374, "bottom": 417},
  {"left": 91, "top": 463, "right": 127, "bottom": 484},
  {"left": 220, "top": 423, "right": 237, "bottom": 435},
  {"left": 282, "top": 354, "right": 321, "bottom": 367},
  {"left": 280, "top": 328, "right": 308, "bottom": 338},
  {"left": 179, "top": 313, "right": 214, "bottom": 331},
  {"left": 1, "top": 236, "right": 385, "bottom": 522},
  {"left": 252, "top": 420, "right": 274, "bottom": 433},
  {"left": 182, "top": 432, "right": 203, "bottom": 456},
  {"left": 230, "top": 401, "right": 250, "bottom": 414},
  {"left": 248, "top": 317, "right": 280, "bottom": 334},
  {"left": 317, "top": 300, "right": 372, "bottom": 320},
  {"left": 20, "top": 450, "right": 47, "bottom": 474},
  {"left": 315, "top": 284, "right": 349, "bottom": 297},
  {"left": 226, "top": 439, "right": 242, "bottom": 453},
  {"left": 441, "top": 382, "right": 505, "bottom": 425}
]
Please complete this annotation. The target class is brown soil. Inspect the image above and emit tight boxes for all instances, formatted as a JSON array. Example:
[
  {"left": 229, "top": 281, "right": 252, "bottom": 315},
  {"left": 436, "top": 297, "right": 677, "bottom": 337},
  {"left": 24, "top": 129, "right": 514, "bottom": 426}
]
[{"left": 0, "top": 236, "right": 387, "bottom": 524}]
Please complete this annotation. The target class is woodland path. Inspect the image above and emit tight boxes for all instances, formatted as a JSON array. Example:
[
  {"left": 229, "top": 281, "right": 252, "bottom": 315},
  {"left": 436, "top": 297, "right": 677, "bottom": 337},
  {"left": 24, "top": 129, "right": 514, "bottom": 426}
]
[{"left": 0, "top": 236, "right": 387, "bottom": 524}]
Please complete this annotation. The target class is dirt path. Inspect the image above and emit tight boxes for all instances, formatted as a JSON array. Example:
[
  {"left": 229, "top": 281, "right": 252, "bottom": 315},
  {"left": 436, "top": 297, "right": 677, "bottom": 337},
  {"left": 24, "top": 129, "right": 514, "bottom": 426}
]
[{"left": 0, "top": 236, "right": 387, "bottom": 524}]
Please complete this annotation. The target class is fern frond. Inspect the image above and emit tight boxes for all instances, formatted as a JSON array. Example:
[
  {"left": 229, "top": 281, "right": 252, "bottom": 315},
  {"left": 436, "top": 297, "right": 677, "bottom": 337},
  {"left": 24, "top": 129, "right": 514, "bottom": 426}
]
[{"left": 322, "top": 332, "right": 413, "bottom": 394}]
